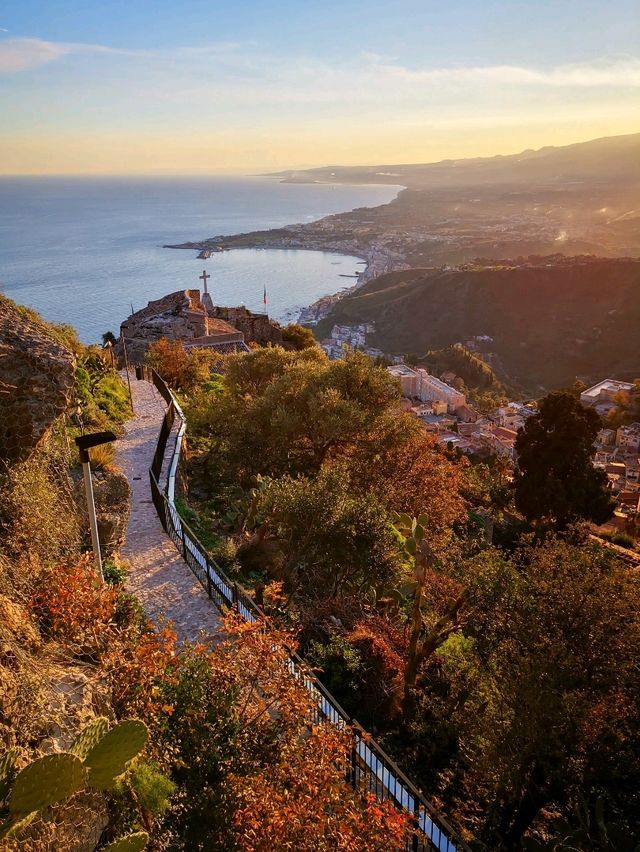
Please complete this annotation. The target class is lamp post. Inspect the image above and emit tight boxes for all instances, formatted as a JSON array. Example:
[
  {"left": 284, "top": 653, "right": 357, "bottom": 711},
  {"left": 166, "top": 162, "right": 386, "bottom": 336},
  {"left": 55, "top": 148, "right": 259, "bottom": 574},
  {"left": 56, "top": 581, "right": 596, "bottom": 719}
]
[{"left": 75, "top": 431, "right": 117, "bottom": 581}]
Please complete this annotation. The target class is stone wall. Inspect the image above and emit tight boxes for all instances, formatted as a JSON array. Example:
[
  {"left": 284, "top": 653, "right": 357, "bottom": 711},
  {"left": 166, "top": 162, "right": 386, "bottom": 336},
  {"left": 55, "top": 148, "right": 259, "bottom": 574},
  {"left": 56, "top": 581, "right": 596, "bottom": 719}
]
[{"left": 211, "top": 306, "right": 283, "bottom": 346}]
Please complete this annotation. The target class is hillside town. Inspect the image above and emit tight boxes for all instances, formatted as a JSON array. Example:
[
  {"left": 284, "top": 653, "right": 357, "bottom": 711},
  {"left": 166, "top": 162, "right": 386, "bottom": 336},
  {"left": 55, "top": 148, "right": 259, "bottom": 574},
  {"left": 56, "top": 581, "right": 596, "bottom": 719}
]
[
  {"left": 580, "top": 380, "right": 640, "bottom": 527},
  {"left": 380, "top": 366, "right": 640, "bottom": 535},
  {"left": 386, "top": 362, "right": 535, "bottom": 460}
]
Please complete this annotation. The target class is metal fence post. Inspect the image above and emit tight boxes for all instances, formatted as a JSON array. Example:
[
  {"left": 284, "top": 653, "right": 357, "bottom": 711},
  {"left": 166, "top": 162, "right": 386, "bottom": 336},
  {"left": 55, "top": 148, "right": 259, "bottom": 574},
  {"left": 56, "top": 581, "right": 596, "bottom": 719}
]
[
  {"left": 181, "top": 524, "right": 188, "bottom": 561},
  {"left": 206, "top": 558, "right": 213, "bottom": 599},
  {"left": 412, "top": 797, "right": 420, "bottom": 852},
  {"left": 347, "top": 731, "right": 358, "bottom": 787}
]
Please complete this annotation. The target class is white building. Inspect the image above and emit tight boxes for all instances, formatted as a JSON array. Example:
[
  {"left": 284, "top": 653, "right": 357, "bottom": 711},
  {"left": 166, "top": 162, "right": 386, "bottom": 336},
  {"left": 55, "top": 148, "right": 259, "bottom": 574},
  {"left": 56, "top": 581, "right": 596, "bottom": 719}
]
[
  {"left": 387, "top": 365, "right": 466, "bottom": 412},
  {"left": 580, "top": 379, "right": 633, "bottom": 407}
]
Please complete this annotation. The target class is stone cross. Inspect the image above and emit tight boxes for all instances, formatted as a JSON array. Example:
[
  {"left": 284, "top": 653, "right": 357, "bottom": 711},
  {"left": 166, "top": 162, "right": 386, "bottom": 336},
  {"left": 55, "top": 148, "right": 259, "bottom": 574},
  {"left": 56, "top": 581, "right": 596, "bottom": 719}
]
[{"left": 199, "top": 269, "right": 210, "bottom": 295}]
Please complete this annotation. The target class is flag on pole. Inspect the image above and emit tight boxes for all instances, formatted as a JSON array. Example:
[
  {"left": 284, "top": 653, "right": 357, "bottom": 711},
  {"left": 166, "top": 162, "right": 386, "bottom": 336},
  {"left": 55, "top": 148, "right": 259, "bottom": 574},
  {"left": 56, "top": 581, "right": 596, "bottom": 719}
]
[{"left": 263, "top": 285, "right": 267, "bottom": 307}]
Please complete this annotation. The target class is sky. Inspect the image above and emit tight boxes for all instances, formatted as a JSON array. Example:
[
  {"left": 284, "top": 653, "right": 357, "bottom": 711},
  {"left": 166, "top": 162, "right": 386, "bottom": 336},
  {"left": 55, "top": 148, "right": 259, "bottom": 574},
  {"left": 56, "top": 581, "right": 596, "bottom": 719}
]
[{"left": 1, "top": 0, "right": 639, "bottom": 174}]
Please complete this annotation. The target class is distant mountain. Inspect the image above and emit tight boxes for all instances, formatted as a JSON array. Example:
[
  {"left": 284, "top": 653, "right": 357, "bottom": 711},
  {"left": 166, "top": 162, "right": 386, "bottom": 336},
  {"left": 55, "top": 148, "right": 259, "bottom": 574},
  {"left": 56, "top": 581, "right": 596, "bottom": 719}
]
[
  {"left": 274, "top": 132, "right": 640, "bottom": 190},
  {"left": 316, "top": 256, "right": 640, "bottom": 394}
]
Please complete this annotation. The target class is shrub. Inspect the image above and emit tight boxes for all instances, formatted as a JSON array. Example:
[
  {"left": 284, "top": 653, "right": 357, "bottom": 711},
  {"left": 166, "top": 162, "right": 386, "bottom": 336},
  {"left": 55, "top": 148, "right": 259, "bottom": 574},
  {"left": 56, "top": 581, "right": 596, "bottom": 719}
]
[
  {"left": 29, "top": 559, "right": 117, "bottom": 656},
  {"left": 281, "top": 323, "right": 317, "bottom": 351},
  {"left": 103, "top": 558, "right": 127, "bottom": 586},
  {"left": 209, "top": 537, "right": 239, "bottom": 572},
  {"left": 88, "top": 441, "right": 116, "bottom": 471},
  {"left": 307, "top": 635, "right": 364, "bottom": 702},
  {"left": 612, "top": 532, "right": 634, "bottom": 548},
  {"left": 0, "top": 452, "right": 81, "bottom": 580},
  {"left": 127, "top": 760, "right": 176, "bottom": 817}
]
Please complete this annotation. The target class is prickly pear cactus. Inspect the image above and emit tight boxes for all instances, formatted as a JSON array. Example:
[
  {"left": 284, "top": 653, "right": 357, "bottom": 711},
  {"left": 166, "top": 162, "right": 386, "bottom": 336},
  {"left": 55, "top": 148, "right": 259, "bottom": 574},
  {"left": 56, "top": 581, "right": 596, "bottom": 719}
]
[
  {"left": 70, "top": 717, "right": 110, "bottom": 761},
  {"left": 0, "top": 748, "right": 21, "bottom": 802},
  {"left": 84, "top": 720, "right": 148, "bottom": 790},
  {"left": 101, "top": 830, "right": 149, "bottom": 852},
  {"left": 0, "top": 809, "right": 38, "bottom": 840},
  {"left": 8, "top": 753, "right": 86, "bottom": 816}
]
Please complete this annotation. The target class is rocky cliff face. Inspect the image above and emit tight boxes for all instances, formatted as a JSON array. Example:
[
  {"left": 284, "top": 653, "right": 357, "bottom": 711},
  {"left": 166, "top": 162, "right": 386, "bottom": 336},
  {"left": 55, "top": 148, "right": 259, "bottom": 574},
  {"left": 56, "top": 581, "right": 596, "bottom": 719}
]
[{"left": 0, "top": 296, "right": 76, "bottom": 463}]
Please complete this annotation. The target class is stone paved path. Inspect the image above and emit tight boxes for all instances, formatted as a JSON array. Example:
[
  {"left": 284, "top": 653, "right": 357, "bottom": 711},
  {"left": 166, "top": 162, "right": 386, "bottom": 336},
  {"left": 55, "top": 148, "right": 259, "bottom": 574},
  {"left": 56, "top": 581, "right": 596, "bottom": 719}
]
[{"left": 115, "top": 374, "right": 222, "bottom": 643}]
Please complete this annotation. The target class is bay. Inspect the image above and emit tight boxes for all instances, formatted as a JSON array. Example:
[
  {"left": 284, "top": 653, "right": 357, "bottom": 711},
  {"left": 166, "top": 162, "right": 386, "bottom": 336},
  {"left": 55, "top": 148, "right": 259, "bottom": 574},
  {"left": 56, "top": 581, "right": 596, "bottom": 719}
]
[{"left": 0, "top": 175, "right": 398, "bottom": 343}]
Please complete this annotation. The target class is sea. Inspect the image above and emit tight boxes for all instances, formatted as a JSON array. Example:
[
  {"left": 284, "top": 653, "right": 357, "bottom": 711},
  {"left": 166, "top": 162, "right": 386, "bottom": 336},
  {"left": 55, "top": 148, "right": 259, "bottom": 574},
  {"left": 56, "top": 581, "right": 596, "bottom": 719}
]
[{"left": 0, "top": 176, "right": 398, "bottom": 343}]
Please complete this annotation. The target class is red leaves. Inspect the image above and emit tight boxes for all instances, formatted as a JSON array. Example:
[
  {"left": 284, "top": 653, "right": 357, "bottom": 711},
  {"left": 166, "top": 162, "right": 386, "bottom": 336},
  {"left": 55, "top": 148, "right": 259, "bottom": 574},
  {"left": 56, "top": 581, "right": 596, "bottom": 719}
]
[{"left": 29, "top": 557, "right": 117, "bottom": 652}]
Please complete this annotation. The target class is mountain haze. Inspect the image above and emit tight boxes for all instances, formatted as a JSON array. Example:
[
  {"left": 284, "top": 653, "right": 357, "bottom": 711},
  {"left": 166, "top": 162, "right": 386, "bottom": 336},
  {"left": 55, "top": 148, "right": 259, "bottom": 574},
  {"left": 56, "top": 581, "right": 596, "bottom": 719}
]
[{"left": 275, "top": 132, "right": 640, "bottom": 190}]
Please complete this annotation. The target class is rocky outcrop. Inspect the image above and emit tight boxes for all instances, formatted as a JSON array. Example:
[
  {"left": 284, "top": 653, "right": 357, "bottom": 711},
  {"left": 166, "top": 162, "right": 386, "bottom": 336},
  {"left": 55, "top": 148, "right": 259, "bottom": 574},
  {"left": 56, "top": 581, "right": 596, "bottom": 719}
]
[{"left": 0, "top": 296, "right": 76, "bottom": 463}]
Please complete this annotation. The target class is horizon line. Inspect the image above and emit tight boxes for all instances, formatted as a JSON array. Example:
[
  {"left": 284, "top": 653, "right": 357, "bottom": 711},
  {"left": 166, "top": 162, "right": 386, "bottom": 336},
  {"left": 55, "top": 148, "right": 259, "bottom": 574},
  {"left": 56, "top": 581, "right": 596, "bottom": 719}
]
[{"left": 1, "top": 130, "right": 638, "bottom": 179}]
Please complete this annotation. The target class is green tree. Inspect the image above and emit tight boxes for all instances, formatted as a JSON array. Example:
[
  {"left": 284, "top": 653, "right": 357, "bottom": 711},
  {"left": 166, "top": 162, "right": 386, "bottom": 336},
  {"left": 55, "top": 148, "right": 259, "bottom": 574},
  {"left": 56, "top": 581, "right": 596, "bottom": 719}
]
[
  {"left": 192, "top": 348, "right": 401, "bottom": 485},
  {"left": 251, "top": 467, "right": 403, "bottom": 600},
  {"left": 281, "top": 323, "right": 318, "bottom": 351},
  {"left": 459, "top": 540, "right": 640, "bottom": 848},
  {"left": 514, "top": 391, "right": 615, "bottom": 529}
]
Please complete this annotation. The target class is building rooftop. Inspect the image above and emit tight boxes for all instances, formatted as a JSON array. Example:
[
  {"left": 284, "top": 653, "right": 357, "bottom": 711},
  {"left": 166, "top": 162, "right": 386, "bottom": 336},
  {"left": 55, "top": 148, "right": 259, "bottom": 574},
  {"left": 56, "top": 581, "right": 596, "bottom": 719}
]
[
  {"left": 619, "top": 422, "right": 640, "bottom": 436},
  {"left": 581, "top": 379, "right": 634, "bottom": 399},
  {"left": 387, "top": 364, "right": 417, "bottom": 378}
]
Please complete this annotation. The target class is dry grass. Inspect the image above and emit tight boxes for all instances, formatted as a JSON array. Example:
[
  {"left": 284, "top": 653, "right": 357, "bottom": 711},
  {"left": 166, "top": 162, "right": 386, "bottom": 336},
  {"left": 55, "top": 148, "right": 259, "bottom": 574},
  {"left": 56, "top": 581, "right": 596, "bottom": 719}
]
[{"left": 87, "top": 441, "right": 116, "bottom": 472}]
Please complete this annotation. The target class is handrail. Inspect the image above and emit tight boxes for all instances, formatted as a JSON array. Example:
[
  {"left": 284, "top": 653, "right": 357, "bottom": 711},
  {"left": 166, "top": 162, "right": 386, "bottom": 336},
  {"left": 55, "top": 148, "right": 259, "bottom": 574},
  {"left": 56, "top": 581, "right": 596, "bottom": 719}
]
[{"left": 136, "top": 364, "right": 468, "bottom": 852}]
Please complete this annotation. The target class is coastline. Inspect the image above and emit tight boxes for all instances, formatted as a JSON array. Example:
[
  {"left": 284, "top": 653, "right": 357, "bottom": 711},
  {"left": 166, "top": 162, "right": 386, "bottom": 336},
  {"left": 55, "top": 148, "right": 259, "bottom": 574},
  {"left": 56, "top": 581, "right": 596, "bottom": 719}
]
[{"left": 164, "top": 182, "right": 408, "bottom": 326}]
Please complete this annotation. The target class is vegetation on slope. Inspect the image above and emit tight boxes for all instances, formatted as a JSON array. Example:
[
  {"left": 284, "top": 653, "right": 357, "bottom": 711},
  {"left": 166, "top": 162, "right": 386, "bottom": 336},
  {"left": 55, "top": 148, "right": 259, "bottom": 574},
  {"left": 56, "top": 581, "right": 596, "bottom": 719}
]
[
  {"left": 316, "top": 256, "right": 640, "bottom": 393},
  {"left": 1, "top": 307, "right": 412, "bottom": 850},
  {"left": 145, "top": 338, "right": 640, "bottom": 849}
]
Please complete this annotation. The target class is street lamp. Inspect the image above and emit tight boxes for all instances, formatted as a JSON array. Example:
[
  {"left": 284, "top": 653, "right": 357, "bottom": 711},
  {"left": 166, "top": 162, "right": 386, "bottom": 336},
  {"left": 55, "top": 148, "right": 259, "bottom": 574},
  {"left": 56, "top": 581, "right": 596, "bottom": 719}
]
[{"left": 75, "top": 431, "right": 117, "bottom": 580}]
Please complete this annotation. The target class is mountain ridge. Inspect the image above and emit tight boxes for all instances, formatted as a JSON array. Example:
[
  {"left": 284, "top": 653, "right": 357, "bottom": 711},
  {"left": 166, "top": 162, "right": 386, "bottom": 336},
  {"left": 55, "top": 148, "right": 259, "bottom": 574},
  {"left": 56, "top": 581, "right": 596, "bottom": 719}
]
[{"left": 271, "top": 132, "right": 640, "bottom": 189}]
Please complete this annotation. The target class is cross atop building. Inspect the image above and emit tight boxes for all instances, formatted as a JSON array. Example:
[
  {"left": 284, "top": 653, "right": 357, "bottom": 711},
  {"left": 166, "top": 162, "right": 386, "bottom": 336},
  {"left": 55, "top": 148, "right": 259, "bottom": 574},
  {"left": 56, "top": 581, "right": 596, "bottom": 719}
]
[
  {"left": 199, "top": 269, "right": 210, "bottom": 295},
  {"left": 199, "top": 269, "right": 214, "bottom": 312}
]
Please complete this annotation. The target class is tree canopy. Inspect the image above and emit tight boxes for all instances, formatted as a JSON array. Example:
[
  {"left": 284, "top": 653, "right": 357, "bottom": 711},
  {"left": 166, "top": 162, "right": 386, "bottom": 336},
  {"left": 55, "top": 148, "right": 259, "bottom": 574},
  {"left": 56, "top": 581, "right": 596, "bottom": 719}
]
[{"left": 514, "top": 391, "right": 615, "bottom": 528}]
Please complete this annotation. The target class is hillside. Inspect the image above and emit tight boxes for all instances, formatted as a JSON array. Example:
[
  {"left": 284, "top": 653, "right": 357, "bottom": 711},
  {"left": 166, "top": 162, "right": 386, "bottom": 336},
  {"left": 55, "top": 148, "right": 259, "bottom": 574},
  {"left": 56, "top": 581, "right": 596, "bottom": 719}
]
[
  {"left": 274, "top": 132, "right": 640, "bottom": 191},
  {"left": 316, "top": 256, "right": 640, "bottom": 393}
]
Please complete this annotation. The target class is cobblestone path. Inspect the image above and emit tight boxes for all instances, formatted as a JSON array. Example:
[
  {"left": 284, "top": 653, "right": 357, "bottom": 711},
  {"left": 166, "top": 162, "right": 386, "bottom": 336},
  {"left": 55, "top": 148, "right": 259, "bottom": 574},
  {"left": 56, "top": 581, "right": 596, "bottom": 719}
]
[{"left": 116, "top": 374, "right": 222, "bottom": 643}]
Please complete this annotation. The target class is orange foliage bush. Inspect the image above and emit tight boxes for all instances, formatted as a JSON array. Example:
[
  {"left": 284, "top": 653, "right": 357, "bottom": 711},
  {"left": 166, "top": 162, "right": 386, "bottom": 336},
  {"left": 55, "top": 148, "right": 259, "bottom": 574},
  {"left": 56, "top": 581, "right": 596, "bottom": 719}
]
[
  {"left": 179, "top": 616, "right": 413, "bottom": 850},
  {"left": 347, "top": 422, "right": 467, "bottom": 550},
  {"left": 107, "top": 624, "right": 178, "bottom": 721},
  {"left": 145, "top": 338, "right": 214, "bottom": 392},
  {"left": 29, "top": 557, "right": 117, "bottom": 654},
  {"left": 348, "top": 618, "right": 405, "bottom": 723},
  {"left": 232, "top": 724, "right": 411, "bottom": 851}
]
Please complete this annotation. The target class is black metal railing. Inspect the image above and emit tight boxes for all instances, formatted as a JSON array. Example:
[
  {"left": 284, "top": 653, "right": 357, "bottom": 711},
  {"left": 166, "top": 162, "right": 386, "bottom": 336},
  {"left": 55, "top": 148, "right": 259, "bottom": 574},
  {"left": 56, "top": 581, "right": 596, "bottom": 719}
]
[{"left": 137, "top": 365, "right": 467, "bottom": 852}]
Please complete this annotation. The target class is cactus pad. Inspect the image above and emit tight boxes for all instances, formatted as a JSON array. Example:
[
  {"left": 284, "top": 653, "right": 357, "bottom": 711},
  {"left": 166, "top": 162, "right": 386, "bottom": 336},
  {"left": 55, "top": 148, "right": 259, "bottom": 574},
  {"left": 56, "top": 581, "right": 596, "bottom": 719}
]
[
  {"left": 0, "top": 810, "right": 38, "bottom": 840},
  {"left": 9, "top": 753, "right": 86, "bottom": 816},
  {"left": 0, "top": 748, "right": 20, "bottom": 802},
  {"left": 84, "top": 720, "right": 148, "bottom": 789},
  {"left": 70, "top": 717, "right": 110, "bottom": 761},
  {"left": 101, "top": 830, "right": 149, "bottom": 852}
]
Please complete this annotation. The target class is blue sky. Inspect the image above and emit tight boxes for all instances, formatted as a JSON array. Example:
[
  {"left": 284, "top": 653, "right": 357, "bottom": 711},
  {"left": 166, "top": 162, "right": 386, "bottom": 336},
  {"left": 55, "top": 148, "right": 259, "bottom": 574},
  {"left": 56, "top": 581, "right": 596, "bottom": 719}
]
[{"left": 1, "top": 0, "right": 638, "bottom": 173}]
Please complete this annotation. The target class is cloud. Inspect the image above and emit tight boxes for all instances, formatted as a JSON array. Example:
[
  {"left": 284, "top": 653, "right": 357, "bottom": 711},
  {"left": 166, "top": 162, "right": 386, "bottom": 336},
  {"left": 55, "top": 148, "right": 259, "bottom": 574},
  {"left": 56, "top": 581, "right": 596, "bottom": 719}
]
[
  {"left": 0, "top": 37, "right": 140, "bottom": 72},
  {"left": 0, "top": 38, "right": 70, "bottom": 71},
  {"left": 367, "top": 55, "right": 640, "bottom": 88},
  {"left": 2, "top": 33, "right": 639, "bottom": 94}
]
